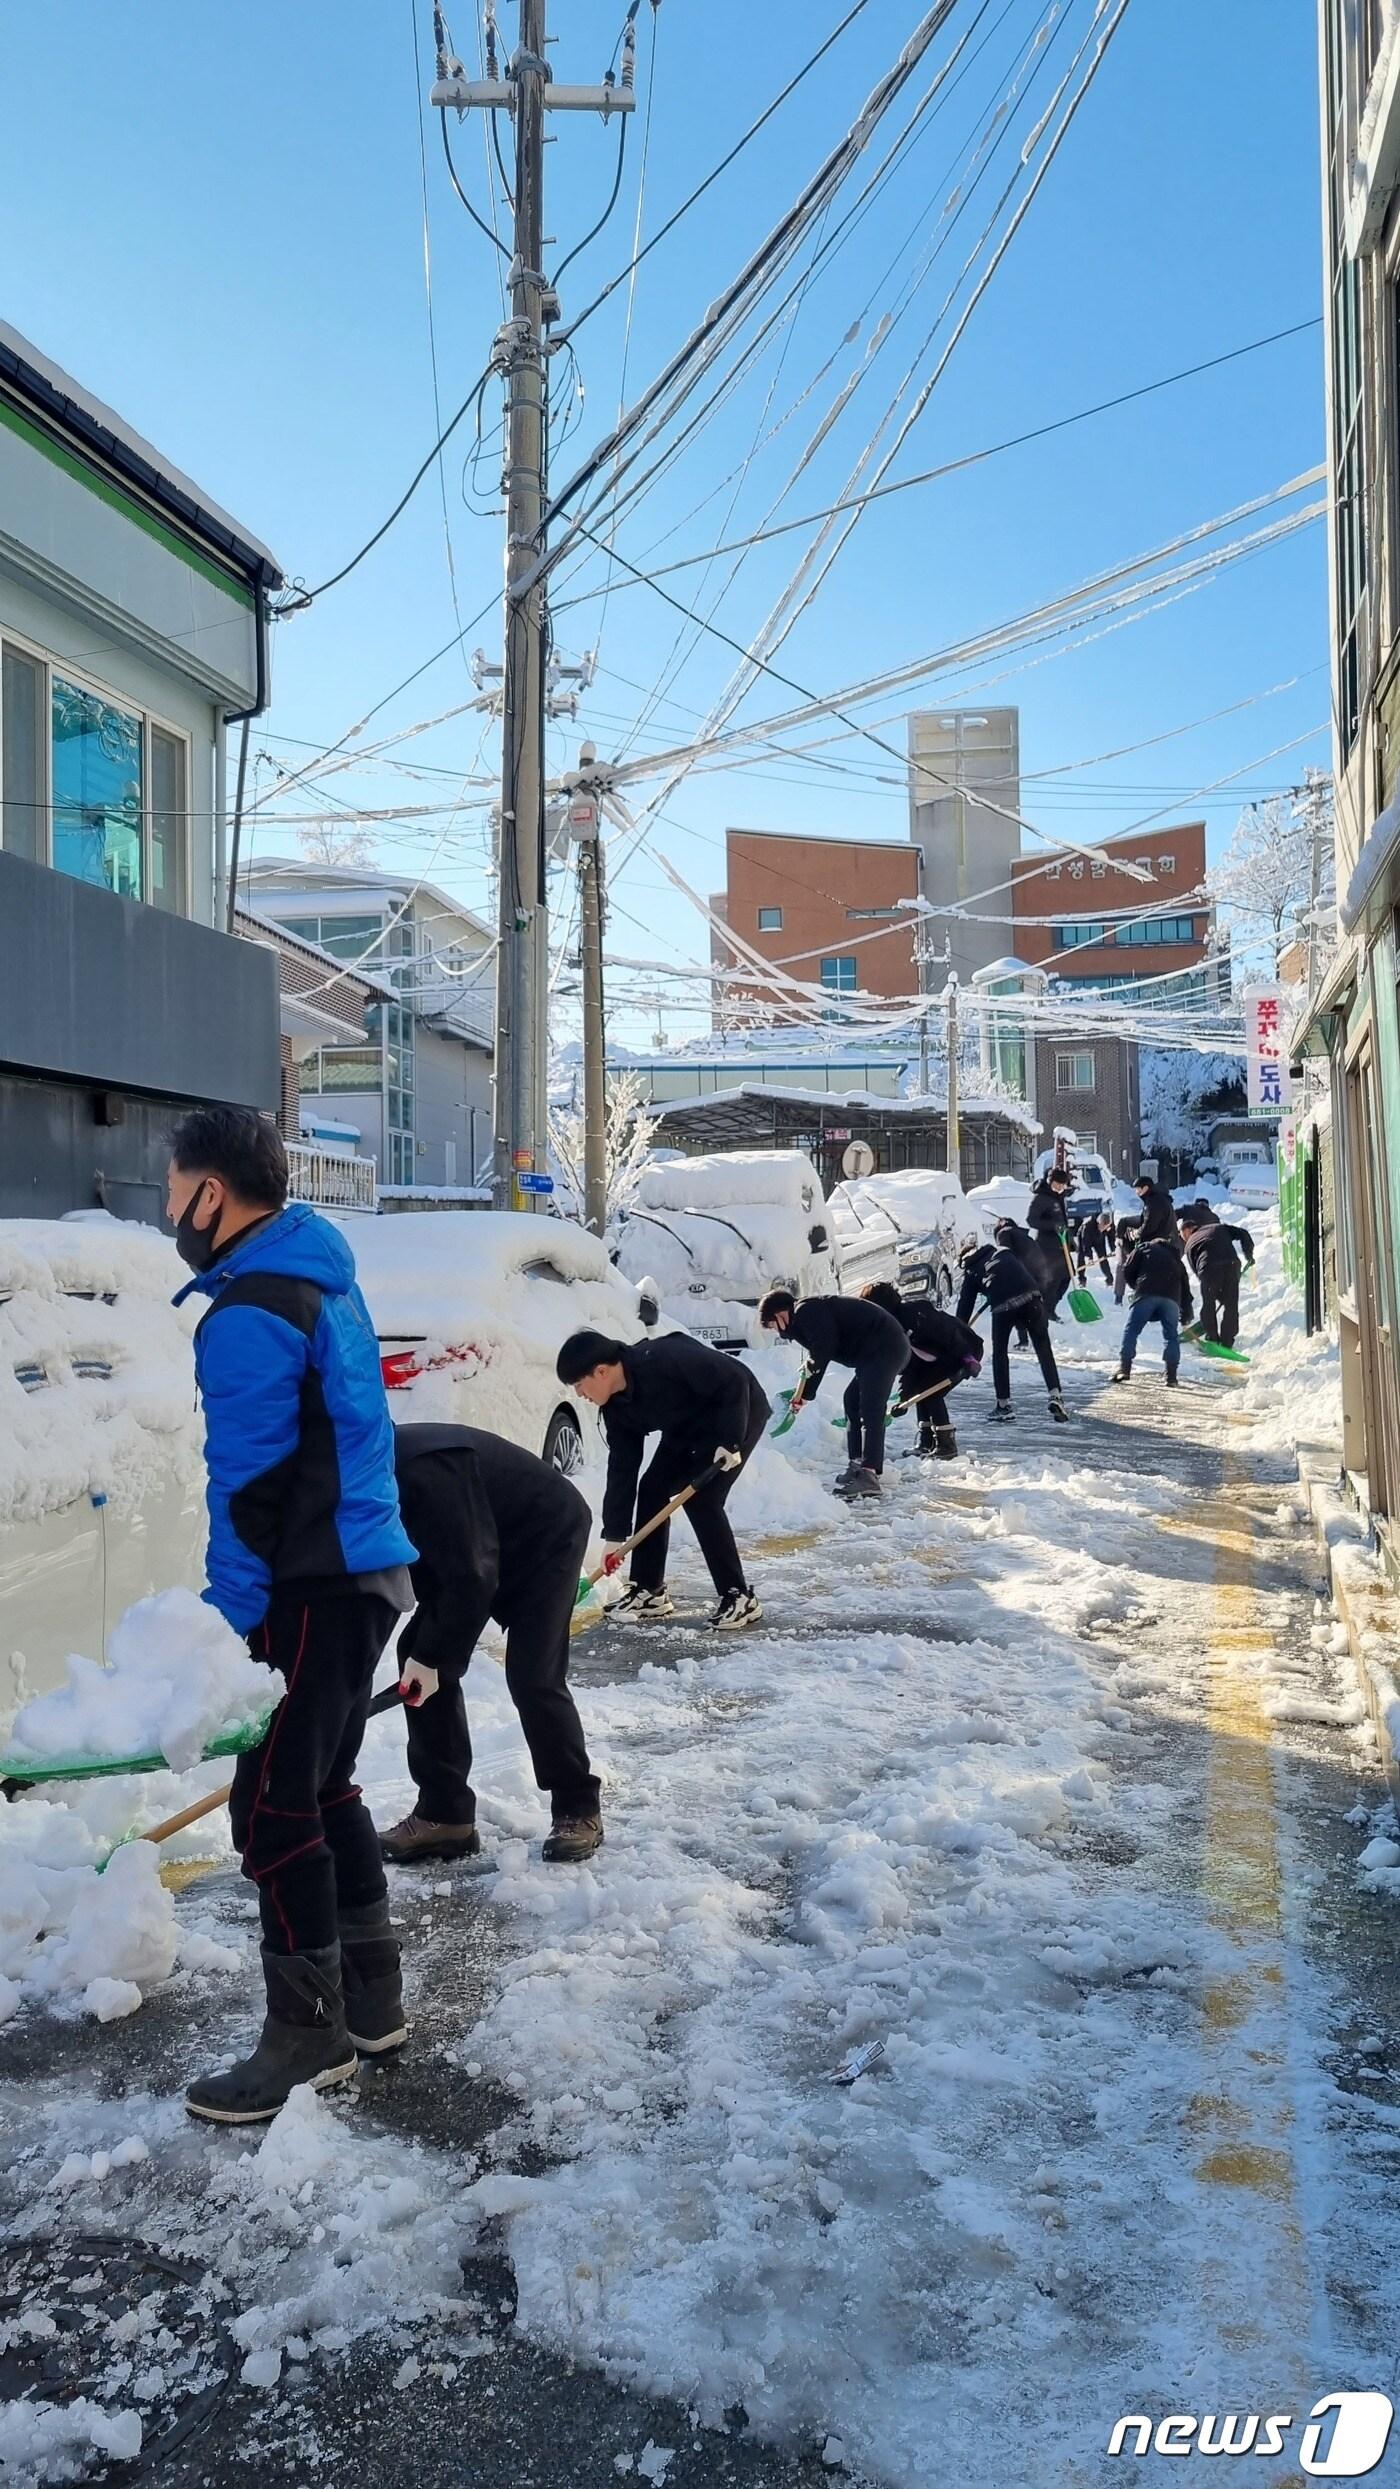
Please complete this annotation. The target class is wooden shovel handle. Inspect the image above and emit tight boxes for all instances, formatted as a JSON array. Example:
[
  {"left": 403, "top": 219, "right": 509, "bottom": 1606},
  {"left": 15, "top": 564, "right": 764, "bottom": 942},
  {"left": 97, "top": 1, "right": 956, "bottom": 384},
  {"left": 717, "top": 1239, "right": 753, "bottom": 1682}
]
[
  {"left": 584, "top": 1462, "right": 725, "bottom": 1591},
  {"left": 140, "top": 1682, "right": 406, "bottom": 1852}
]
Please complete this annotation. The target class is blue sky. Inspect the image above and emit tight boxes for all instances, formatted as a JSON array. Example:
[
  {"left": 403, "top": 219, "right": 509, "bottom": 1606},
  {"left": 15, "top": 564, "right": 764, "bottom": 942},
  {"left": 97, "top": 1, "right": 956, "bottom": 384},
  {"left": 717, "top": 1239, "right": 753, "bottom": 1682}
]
[{"left": 0, "top": 0, "right": 1326, "bottom": 1041}]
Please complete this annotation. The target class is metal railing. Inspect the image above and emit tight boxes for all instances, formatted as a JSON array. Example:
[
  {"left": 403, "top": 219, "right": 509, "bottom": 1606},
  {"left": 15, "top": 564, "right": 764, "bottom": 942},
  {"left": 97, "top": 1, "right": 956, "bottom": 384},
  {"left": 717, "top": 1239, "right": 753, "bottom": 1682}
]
[{"left": 286, "top": 1141, "right": 378, "bottom": 1213}]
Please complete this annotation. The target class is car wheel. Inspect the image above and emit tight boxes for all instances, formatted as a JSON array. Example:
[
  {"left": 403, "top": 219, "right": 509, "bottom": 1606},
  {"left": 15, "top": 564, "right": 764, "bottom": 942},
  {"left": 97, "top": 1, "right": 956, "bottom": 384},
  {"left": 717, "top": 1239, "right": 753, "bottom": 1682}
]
[
  {"left": 544, "top": 1407, "right": 585, "bottom": 1477},
  {"left": 933, "top": 1260, "right": 955, "bottom": 1309}
]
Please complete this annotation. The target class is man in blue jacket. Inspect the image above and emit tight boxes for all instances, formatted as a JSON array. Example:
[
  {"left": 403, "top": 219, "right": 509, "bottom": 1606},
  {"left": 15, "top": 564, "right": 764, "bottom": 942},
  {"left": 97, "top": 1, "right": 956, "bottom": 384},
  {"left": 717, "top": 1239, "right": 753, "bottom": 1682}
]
[{"left": 166, "top": 1107, "right": 417, "bottom": 2123}]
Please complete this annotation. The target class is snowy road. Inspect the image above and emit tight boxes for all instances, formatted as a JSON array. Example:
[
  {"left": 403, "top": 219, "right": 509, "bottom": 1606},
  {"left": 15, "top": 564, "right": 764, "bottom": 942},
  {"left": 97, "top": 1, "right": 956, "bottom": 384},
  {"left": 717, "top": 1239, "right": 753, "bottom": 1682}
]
[{"left": 5, "top": 1254, "right": 1400, "bottom": 2485}]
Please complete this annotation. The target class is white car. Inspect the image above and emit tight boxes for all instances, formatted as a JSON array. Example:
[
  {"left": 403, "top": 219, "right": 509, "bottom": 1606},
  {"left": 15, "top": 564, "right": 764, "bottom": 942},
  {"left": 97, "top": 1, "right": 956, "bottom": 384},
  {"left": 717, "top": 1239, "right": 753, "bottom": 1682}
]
[
  {"left": 829, "top": 1166, "right": 966, "bottom": 1306},
  {"left": 341, "top": 1209, "right": 661, "bottom": 1475},
  {"left": 0, "top": 1216, "right": 206, "bottom": 1726}
]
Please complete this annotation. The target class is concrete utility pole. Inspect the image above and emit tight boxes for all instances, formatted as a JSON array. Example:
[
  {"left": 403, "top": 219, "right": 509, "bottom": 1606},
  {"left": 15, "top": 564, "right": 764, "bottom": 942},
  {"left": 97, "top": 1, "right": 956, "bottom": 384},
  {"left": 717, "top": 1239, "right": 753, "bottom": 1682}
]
[
  {"left": 945, "top": 974, "right": 960, "bottom": 1178},
  {"left": 568, "top": 750, "right": 608, "bottom": 1235},
  {"left": 433, "top": 9, "right": 634, "bottom": 1212}
]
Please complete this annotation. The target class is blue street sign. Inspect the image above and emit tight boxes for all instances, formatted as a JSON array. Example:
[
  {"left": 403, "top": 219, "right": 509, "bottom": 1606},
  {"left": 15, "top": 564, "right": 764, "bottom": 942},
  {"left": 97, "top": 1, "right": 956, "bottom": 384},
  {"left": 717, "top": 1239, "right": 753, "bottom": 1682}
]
[{"left": 517, "top": 1172, "right": 555, "bottom": 1194}]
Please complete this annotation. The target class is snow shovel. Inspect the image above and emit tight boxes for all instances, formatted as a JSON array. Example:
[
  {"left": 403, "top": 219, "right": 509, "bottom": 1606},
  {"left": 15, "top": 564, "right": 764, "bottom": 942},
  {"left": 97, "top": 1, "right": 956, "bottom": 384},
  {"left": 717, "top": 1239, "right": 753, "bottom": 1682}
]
[
  {"left": 0, "top": 1704, "right": 281, "bottom": 1797},
  {"left": 1061, "top": 1240, "right": 1102, "bottom": 1325},
  {"left": 573, "top": 1460, "right": 725, "bottom": 1607},
  {"left": 119, "top": 1682, "right": 409, "bottom": 1862},
  {"left": 770, "top": 1367, "right": 818, "bottom": 1438}
]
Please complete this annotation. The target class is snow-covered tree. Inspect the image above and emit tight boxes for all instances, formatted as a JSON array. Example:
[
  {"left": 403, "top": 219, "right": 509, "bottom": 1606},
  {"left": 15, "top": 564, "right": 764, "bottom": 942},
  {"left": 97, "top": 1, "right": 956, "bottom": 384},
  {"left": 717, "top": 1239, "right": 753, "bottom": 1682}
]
[
  {"left": 1139, "top": 1048, "right": 1245, "bottom": 1175},
  {"left": 296, "top": 823, "right": 379, "bottom": 869},
  {"left": 1211, "top": 776, "right": 1334, "bottom": 975},
  {"left": 549, "top": 1068, "right": 658, "bottom": 1232}
]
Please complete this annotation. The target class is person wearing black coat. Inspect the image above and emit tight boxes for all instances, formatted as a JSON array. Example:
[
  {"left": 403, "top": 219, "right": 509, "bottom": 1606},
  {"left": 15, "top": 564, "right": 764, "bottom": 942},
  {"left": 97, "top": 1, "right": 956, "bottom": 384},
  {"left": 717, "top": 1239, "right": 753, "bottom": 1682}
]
[
  {"left": 380, "top": 1424, "right": 600, "bottom": 1866},
  {"left": 1075, "top": 1211, "right": 1114, "bottom": 1286},
  {"left": 860, "top": 1281, "right": 983, "bottom": 1459},
  {"left": 556, "top": 1329, "right": 770, "bottom": 1626},
  {"left": 956, "top": 1227, "right": 1068, "bottom": 1423},
  {"left": 1131, "top": 1175, "right": 1180, "bottom": 1247},
  {"left": 1026, "top": 1169, "right": 1074, "bottom": 1316},
  {"left": 759, "top": 1287, "right": 909, "bottom": 1497},
  {"left": 1178, "top": 1207, "right": 1255, "bottom": 1348}
]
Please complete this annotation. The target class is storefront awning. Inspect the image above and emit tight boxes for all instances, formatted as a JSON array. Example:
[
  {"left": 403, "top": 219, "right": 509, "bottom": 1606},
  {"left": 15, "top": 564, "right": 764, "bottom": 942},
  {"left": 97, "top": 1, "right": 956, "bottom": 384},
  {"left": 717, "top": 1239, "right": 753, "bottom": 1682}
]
[{"left": 1290, "top": 942, "right": 1359, "bottom": 1064}]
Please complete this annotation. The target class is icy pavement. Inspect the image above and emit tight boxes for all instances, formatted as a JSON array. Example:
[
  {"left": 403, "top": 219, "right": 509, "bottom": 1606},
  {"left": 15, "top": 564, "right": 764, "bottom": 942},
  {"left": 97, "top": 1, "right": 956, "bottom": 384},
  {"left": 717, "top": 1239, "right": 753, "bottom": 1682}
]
[{"left": 5, "top": 1230, "right": 1400, "bottom": 2485}]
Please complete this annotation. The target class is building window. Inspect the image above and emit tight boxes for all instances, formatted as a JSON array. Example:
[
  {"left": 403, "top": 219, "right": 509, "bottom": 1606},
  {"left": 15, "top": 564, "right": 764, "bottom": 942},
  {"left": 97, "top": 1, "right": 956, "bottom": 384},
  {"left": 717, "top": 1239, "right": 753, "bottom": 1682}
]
[
  {"left": 1056, "top": 1051, "right": 1096, "bottom": 1091},
  {"left": 1, "top": 645, "right": 44, "bottom": 863},
  {"left": 149, "top": 725, "right": 188, "bottom": 914},
  {"left": 820, "top": 956, "right": 858, "bottom": 995},
  {"left": 757, "top": 905, "right": 783, "bottom": 931},
  {"left": 51, "top": 676, "right": 143, "bottom": 900},
  {"left": 1053, "top": 915, "right": 1200, "bottom": 951}
]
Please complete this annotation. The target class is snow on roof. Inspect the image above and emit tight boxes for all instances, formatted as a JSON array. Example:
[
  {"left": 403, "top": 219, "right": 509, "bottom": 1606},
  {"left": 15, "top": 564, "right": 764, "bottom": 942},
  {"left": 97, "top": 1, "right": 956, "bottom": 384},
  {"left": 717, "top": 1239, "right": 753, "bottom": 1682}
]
[
  {"left": 654, "top": 1082, "right": 1039, "bottom": 1132},
  {"left": 0, "top": 319, "right": 283, "bottom": 583},
  {"left": 245, "top": 859, "right": 492, "bottom": 945}
]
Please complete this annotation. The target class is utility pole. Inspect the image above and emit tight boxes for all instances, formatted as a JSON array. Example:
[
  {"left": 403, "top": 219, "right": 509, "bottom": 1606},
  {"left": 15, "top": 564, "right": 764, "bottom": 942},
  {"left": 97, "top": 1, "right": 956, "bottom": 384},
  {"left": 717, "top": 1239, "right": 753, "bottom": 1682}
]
[
  {"left": 945, "top": 975, "right": 960, "bottom": 1179},
  {"left": 433, "top": 9, "right": 634, "bottom": 1212},
  {"left": 567, "top": 745, "right": 608, "bottom": 1235}
]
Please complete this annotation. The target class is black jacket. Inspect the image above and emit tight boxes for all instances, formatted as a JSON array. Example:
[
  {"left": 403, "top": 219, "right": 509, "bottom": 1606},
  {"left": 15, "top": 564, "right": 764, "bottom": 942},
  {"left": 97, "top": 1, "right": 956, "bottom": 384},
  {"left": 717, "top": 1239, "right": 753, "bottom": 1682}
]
[
  {"left": 1183, "top": 1220, "right": 1254, "bottom": 1279},
  {"left": 1076, "top": 1213, "right": 1113, "bottom": 1258},
  {"left": 393, "top": 1422, "right": 589, "bottom": 1668},
  {"left": 902, "top": 1301, "right": 984, "bottom": 1367},
  {"left": 1123, "top": 1240, "right": 1193, "bottom": 1315},
  {"left": 787, "top": 1294, "right": 909, "bottom": 1397},
  {"left": 1027, "top": 1182, "right": 1070, "bottom": 1260},
  {"left": 1134, "top": 1183, "right": 1178, "bottom": 1245},
  {"left": 956, "top": 1243, "right": 1042, "bottom": 1320},
  {"left": 600, "top": 1334, "right": 770, "bottom": 1540}
]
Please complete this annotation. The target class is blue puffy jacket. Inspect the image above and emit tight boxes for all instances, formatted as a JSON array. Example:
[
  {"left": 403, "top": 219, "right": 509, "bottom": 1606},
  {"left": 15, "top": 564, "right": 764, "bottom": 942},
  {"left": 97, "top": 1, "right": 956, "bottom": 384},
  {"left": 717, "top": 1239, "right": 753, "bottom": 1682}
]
[{"left": 175, "top": 1205, "right": 416, "bottom": 1633}]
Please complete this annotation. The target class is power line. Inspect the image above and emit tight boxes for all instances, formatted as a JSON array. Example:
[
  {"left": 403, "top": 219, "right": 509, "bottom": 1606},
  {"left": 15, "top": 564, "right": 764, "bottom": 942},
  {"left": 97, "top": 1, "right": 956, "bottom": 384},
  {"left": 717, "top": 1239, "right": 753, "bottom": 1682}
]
[
  {"left": 554, "top": 0, "right": 878, "bottom": 350},
  {"left": 551, "top": 317, "right": 1324, "bottom": 615},
  {"left": 279, "top": 368, "right": 492, "bottom": 612}
]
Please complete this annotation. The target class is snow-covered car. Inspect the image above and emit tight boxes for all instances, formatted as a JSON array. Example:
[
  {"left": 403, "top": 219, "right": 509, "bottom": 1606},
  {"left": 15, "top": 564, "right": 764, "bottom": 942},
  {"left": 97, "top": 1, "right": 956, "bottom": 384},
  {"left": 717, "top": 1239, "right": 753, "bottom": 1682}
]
[
  {"left": 829, "top": 1166, "right": 966, "bottom": 1305},
  {"left": 611, "top": 1150, "right": 836, "bottom": 1352},
  {"left": 1031, "top": 1142, "right": 1115, "bottom": 1225},
  {"left": 0, "top": 1217, "right": 207, "bottom": 1724},
  {"left": 1219, "top": 1142, "right": 1279, "bottom": 1210},
  {"left": 340, "top": 1210, "right": 661, "bottom": 1476}
]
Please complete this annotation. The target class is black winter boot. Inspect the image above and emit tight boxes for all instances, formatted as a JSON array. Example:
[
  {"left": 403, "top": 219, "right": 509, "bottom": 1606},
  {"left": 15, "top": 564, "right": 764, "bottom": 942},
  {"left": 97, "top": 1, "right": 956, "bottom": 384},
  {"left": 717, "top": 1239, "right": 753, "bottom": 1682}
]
[
  {"left": 934, "top": 1426, "right": 959, "bottom": 1460},
  {"left": 185, "top": 1945, "right": 357, "bottom": 2125},
  {"left": 338, "top": 1898, "right": 408, "bottom": 2055}
]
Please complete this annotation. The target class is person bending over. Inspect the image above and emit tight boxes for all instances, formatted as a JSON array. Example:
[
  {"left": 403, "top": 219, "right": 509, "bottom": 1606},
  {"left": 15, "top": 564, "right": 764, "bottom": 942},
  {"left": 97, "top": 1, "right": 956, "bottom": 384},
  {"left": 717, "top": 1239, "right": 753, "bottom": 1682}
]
[
  {"left": 759, "top": 1286, "right": 908, "bottom": 1498},
  {"left": 956, "top": 1224, "right": 1068, "bottom": 1425},
  {"left": 381, "top": 1422, "right": 602, "bottom": 1868},
  {"left": 1111, "top": 1235, "right": 1194, "bottom": 1389},
  {"left": 859, "top": 1281, "right": 983, "bottom": 1459},
  {"left": 1178, "top": 1204, "right": 1254, "bottom": 1348},
  {"left": 557, "top": 1328, "right": 769, "bottom": 1627}
]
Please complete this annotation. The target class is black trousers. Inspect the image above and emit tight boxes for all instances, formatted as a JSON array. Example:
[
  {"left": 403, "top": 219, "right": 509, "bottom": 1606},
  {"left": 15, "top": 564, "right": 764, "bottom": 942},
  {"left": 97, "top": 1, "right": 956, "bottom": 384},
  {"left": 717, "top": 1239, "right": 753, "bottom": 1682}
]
[
  {"left": 842, "top": 1341, "right": 910, "bottom": 1474},
  {"left": 405, "top": 1505, "right": 597, "bottom": 1825},
  {"left": 1200, "top": 1263, "right": 1240, "bottom": 1348},
  {"left": 1078, "top": 1252, "right": 1112, "bottom": 1285},
  {"left": 232, "top": 1588, "right": 398, "bottom": 1956},
  {"left": 899, "top": 1354, "right": 962, "bottom": 1442},
  {"left": 630, "top": 1398, "right": 767, "bottom": 1596},
  {"left": 990, "top": 1295, "right": 1062, "bottom": 1402}
]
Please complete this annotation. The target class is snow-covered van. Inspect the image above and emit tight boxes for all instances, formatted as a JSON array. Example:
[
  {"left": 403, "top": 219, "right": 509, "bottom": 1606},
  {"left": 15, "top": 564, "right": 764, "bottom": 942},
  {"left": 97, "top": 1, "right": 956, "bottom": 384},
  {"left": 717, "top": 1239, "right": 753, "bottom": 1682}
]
[
  {"left": 828, "top": 1166, "right": 966, "bottom": 1306},
  {"left": 611, "top": 1149, "right": 837, "bottom": 1351},
  {"left": 1031, "top": 1142, "right": 1114, "bottom": 1224}
]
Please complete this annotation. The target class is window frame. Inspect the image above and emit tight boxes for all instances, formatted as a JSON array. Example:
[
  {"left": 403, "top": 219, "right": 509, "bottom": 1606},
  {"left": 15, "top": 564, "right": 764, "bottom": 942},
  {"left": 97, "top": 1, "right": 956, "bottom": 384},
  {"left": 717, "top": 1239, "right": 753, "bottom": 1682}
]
[
  {"left": 0, "top": 640, "right": 48, "bottom": 864},
  {"left": 757, "top": 904, "right": 783, "bottom": 932},
  {"left": 1055, "top": 1050, "right": 1096, "bottom": 1092},
  {"left": 0, "top": 625, "right": 195, "bottom": 913}
]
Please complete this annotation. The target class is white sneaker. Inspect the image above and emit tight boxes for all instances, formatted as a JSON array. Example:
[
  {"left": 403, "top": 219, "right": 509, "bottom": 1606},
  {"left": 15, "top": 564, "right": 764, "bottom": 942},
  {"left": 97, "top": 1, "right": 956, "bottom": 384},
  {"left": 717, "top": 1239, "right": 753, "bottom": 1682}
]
[
  {"left": 709, "top": 1588, "right": 763, "bottom": 1630},
  {"left": 611, "top": 1586, "right": 676, "bottom": 1623}
]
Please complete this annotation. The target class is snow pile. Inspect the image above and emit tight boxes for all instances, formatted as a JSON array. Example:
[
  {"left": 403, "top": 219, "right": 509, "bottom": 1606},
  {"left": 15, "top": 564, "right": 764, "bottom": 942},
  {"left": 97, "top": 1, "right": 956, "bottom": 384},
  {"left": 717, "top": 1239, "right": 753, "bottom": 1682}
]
[
  {"left": 4, "top": 1589, "right": 275, "bottom": 1774},
  {"left": 634, "top": 1151, "right": 826, "bottom": 1217},
  {"left": 0, "top": 1810, "right": 177, "bottom": 2021},
  {"left": 1236, "top": 1213, "right": 1340, "bottom": 1455},
  {"left": 0, "top": 2396, "right": 143, "bottom": 2481},
  {"left": 0, "top": 1215, "right": 202, "bottom": 1533}
]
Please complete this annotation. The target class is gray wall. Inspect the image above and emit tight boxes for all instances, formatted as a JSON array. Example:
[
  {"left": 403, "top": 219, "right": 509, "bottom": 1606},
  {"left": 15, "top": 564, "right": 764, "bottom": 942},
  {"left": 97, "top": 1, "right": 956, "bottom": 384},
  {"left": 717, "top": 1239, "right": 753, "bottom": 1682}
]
[
  {"left": 0, "top": 847, "right": 278, "bottom": 1104},
  {"left": 413, "top": 1028, "right": 493, "bottom": 1186},
  {"left": 908, "top": 707, "right": 1021, "bottom": 986},
  {"left": 0, "top": 1070, "right": 190, "bottom": 1221}
]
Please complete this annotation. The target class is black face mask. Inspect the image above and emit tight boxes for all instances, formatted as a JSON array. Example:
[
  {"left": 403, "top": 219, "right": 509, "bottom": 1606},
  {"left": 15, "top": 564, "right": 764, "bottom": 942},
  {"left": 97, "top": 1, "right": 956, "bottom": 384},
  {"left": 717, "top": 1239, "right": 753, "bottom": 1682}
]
[{"left": 173, "top": 1180, "right": 220, "bottom": 1274}]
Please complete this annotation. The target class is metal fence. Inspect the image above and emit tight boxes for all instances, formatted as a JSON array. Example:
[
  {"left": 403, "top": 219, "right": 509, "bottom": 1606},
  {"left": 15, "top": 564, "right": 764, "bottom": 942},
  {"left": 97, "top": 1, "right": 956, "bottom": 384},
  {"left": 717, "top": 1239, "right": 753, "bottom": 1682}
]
[{"left": 286, "top": 1141, "right": 378, "bottom": 1214}]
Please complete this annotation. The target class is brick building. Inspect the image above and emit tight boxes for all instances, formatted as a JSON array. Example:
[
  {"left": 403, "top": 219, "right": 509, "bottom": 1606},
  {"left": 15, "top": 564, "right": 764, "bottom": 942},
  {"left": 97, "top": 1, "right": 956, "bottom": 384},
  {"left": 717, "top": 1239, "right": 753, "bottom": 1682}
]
[
  {"left": 1010, "top": 822, "right": 1217, "bottom": 1180},
  {"left": 713, "top": 828, "right": 921, "bottom": 1024}
]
